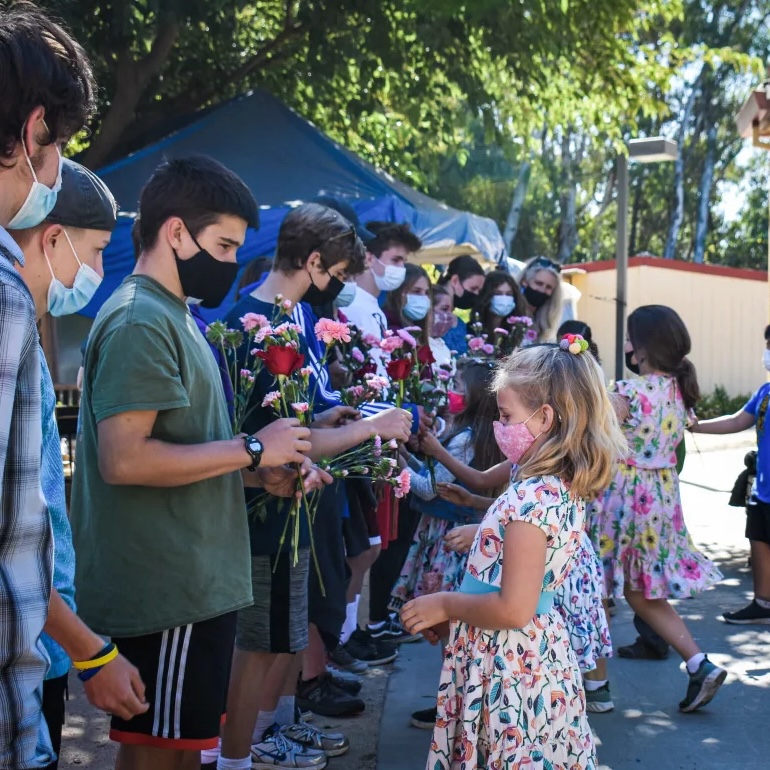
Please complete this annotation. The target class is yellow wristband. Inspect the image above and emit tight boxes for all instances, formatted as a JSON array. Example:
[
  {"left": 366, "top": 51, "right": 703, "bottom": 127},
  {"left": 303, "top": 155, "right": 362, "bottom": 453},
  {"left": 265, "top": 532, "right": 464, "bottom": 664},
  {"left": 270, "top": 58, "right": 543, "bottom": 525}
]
[{"left": 73, "top": 644, "right": 119, "bottom": 671}]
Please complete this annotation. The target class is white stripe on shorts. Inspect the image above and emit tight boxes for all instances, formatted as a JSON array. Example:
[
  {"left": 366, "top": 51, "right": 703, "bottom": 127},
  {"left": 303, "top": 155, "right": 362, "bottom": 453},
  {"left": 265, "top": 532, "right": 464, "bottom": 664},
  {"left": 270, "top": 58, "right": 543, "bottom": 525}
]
[{"left": 173, "top": 625, "right": 193, "bottom": 738}]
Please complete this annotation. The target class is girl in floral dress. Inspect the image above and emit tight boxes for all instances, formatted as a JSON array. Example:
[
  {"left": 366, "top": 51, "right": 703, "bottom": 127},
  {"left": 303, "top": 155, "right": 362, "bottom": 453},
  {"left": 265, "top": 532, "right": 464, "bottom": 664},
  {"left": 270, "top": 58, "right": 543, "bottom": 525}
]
[
  {"left": 589, "top": 305, "right": 726, "bottom": 713},
  {"left": 402, "top": 340, "right": 627, "bottom": 770}
]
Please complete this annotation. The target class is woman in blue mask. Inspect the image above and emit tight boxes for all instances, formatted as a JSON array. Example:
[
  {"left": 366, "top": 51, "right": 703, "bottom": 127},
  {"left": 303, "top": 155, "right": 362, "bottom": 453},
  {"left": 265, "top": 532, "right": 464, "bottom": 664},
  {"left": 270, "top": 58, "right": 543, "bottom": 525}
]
[
  {"left": 383, "top": 263, "right": 433, "bottom": 343},
  {"left": 475, "top": 270, "right": 526, "bottom": 353}
]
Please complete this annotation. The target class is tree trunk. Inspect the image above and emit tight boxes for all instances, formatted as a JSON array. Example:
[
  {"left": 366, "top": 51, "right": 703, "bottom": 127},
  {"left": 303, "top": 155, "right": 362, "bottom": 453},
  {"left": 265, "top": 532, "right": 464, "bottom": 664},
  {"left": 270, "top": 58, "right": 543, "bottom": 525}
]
[
  {"left": 502, "top": 156, "right": 532, "bottom": 252},
  {"left": 663, "top": 71, "right": 702, "bottom": 259},
  {"left": 82, "top": 18, "right": 179, "bottom": 169},
  {"left": 556, "top": 130, "right": 585, "bottom": 263},
  {"left": 693, "top": 121, "right": 718, "bottom": 264}
]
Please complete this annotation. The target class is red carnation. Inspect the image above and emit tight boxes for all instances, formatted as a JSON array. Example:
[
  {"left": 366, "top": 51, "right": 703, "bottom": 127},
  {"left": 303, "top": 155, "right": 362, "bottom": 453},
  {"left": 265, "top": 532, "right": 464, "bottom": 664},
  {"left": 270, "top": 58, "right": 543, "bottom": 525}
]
[
  {"left": 417, "top": 345, "right": 436, "bottom": 366},
  {"left": 355, "top": 361, "right": 378, "bottom": 379},
  {"left": 256, "top": 346, "right": 305, "bottom": 377},
  {"left": 387, "top": 357, "right": 412, "bottom": 382}
]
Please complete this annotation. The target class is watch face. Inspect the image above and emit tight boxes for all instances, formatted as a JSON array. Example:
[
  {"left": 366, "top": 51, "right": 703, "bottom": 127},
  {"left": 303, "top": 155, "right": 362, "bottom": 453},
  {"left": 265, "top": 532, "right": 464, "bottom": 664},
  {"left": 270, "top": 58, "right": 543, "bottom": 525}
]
[{"left": 248, "top": 437, "right": 263, "bottom": 454}]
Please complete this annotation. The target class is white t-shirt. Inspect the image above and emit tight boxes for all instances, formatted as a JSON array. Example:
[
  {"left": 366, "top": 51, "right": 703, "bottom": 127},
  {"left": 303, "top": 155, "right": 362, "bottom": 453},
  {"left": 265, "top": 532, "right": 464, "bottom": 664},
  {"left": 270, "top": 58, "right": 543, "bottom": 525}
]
[{"left": 343, "top": 288, "right": 389, "bottom": 377}]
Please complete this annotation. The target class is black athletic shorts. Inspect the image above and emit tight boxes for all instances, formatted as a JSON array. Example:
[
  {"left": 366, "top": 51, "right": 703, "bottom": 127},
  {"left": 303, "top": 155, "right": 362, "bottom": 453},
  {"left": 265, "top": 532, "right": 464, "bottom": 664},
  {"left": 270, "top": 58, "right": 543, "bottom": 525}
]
[
  {"left": 746, "top": 498, "right": 770, "bottom": 546},
  {"left": 42, "top": 674, "right": 68, "bottom": 770},
  {"left": 110, "top": 611, "right": 236, "bottom": 750}
]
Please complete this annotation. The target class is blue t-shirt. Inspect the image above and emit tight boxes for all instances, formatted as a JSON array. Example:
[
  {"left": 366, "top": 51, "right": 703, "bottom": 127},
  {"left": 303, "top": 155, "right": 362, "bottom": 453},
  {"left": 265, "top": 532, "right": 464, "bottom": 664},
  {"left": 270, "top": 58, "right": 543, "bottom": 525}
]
[
  {"left": 40, "top": 355, "right": 76, "bottom": 680},
  {"left": 225, "top": 294, "right": 312, "bottom": 556},
  {"left": 443, "top": 318, "right": 467, "bottom": 356},
  {"left": 744, "top": 382, "right": 770, "bottom": 503}
]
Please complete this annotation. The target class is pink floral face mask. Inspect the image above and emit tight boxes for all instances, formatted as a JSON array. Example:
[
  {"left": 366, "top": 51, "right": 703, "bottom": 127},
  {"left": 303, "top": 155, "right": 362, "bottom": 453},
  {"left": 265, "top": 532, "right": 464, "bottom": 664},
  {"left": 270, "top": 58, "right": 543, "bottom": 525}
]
[{"left": 493, "top": 410, "right": 541, "bottom": 465}]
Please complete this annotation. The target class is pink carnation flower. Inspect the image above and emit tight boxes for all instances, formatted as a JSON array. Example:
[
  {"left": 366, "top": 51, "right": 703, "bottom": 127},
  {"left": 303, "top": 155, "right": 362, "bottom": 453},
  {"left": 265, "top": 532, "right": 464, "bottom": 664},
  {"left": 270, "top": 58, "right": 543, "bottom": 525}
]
[
  {"left": 482, "top": 344, "right": 495, "bottom": 355},
  {"left": 388, "top": 438, "right": 399, "bottom": 450},
  {"left": 525, "top": 328, "right": 538, "bottom": 341},
  {"left": 364, "top": 374, "right": 389, "bottom": 392},
  {"left": 379, "top": 336, "right": 404, "bottom": 354},
  {"left": 362, "top": 333, "right": 380, "bottom": 347},
  {"left": 468, "top": 337, "right": 486, "bottom": 352},
  {"left": 494, "top": 327, "right": 509, "bottom": 336},
  {"left": 282, "top": 299, "right": 293, "bottom": 310},
  {"left": 240, "top": 312, "right": 270, "bottom": 332},
  {"left": 396, "top": 328, "right": 418, "bottom": 347},
  {"left": 254, "top": 327, "right": 274, "bottom": 344},
  {"left": 315, "top": 318, "right": 352, "bottom": 345},
  {"left": 262, "top": 391, "right": 282, "bottom": 407},
  {"left": 351, "top": 347, "right": 365, "bottom": 363},
  {"left": 300, "top": 367, "right": 313, "bottom": 377},
  {"left": 292, "top": 402, "right": 309, "bottom": 414},
  {"left": 394, "top": 469, "right": 411, "bottom": 499}
]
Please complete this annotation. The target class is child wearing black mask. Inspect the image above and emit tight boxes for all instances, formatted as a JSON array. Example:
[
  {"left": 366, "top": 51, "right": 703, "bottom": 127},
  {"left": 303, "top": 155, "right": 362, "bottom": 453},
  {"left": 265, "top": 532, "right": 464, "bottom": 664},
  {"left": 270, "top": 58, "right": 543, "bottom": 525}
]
[{"left": 436, "top": 255, "right": 485, "bottom": 354}]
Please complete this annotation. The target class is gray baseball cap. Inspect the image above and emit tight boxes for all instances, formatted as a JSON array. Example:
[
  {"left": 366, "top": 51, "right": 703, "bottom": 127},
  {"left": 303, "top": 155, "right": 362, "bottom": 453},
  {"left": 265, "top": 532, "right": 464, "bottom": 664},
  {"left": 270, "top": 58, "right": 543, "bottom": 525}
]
[{"left": 46, "top": 159, "right": 118, "bottom": 231}]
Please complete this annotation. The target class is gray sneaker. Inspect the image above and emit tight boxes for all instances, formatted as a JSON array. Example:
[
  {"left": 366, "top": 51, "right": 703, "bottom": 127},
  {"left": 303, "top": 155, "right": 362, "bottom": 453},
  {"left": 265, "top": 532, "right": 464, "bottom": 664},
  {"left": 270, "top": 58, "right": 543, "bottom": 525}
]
[
  {"left": 679, "top": 657, "right": 726, "bottom": 713},
  {"left": 281, "top": 721, "right": 349, "bottom": 757},
  {"left": 585, "top": 683, "right": 614, "bottom": 713},
  {"left": 251, "top": 729, "right": 327, "bottom": 769}
]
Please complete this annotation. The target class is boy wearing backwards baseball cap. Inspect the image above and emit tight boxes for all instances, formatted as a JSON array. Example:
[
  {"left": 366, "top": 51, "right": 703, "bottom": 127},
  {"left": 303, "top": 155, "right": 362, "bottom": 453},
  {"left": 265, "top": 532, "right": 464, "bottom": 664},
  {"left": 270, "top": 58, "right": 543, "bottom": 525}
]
[{"left": 11, "top": 158, "right": 148, "bottom": 769}]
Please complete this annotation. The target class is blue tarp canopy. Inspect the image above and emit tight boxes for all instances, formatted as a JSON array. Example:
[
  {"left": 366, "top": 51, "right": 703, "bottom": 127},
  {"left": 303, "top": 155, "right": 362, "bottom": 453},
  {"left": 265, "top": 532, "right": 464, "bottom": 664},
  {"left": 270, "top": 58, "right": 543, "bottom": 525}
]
[{"left": 83, "top": 89, "right": 505, "bottom": 319}]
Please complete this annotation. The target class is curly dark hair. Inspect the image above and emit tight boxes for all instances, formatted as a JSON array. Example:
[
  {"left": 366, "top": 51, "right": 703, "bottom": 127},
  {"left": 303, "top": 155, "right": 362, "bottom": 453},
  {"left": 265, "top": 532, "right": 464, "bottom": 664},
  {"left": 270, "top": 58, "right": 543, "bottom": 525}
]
[{"left": 0, "top": 2, "right": 95, "bottom": 163}]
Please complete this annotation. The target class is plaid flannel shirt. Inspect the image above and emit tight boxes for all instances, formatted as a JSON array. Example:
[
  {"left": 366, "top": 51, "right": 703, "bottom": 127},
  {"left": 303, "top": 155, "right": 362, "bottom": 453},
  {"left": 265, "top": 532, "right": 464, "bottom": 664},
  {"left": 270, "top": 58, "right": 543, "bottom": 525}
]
[{"left": 0, "top": 231, "right": 55, "bottom": 769}]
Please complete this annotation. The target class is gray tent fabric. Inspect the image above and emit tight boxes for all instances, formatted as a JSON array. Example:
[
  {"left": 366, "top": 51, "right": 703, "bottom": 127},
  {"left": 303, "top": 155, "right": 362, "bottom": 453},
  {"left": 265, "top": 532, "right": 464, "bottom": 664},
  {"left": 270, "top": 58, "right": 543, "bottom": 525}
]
[{"left": 95, "top": 89, "right": 506, "bottom": 261}]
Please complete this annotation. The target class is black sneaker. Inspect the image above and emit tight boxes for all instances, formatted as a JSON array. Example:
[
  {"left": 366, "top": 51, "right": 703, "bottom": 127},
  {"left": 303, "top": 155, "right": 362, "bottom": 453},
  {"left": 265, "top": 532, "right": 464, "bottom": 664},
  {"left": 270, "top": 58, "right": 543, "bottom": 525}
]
[
  {"left": 328, "top": 673, "right": 362, "bottom": 695},
  {"left": 723, "top": 599, "right": 770, "bottom": 625},
  {"left": 410, "top": 706, "right": 437, "bottom": 730},
  {"left": 617, "top": 636, "right": 669, "bottom": 660},
  {"left": 367, "top": 616, "right": 421, "bottom": 644},
  {"left": 346, "top": 630, "right": 398, "bottom": 666},
  {"left": 297, "top": 673, "right": 365, "bottom": 717},
  {"left": 327, "top": 644, "right": 368, "bottom": 674}
]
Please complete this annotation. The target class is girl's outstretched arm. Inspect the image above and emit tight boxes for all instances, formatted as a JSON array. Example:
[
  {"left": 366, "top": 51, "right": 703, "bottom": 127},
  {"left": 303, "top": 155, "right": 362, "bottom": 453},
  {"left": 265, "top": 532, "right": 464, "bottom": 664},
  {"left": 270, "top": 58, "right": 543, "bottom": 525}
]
[
  {"left": 401, "top": 521, "right": 546, "bottom": 633},
  {"left": 420, "top": 431, "right": 510, "bottom": 492}
]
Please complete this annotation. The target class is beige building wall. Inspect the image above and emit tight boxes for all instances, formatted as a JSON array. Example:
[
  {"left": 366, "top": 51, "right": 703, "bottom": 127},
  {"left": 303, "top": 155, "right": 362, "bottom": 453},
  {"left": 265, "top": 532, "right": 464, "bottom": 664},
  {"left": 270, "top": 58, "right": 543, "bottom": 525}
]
[{"left": 570, "top": 259, "right": 769, "bottom": 397}]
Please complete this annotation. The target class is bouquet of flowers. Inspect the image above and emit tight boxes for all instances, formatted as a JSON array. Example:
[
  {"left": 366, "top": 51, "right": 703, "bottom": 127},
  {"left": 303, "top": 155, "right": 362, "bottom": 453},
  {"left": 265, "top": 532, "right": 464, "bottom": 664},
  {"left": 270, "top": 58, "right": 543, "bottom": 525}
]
[
  {"left": 339, "top": 373, "right": 389, "bottom": 409},
  {"left": 206, "top": 312, "right": 272, "bottom": 433},
  {"left": 337, "top": 324, "right": 381, "bottom": 380},
  {"left": 506, "top": 315, "right": 536, "bottom": 349}
]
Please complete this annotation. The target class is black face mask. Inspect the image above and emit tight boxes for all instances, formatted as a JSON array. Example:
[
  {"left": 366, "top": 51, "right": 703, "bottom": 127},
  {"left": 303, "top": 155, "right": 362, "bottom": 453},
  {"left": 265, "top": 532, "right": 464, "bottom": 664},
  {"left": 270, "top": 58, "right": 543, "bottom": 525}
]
[
  {"left": 453, "top": 287, "right": 478, "bottom": 310},
  {"left": 523, "top": 285, "right": 549, "bottom": 309},
  {"left": 174, "top": 230, "right": 238, "bottom": 309},
  {"left": 303, "top": 273, "right": 344, "bottom": 305},
  {"left": 625, "top": 350, "right": 641, "bottom": 375}
]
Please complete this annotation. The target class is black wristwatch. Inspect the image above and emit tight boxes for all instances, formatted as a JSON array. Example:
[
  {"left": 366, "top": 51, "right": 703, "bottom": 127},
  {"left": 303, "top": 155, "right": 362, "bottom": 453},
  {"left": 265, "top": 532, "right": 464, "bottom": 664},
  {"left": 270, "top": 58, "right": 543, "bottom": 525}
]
[{"left": 243, "top": 434, "right": 264, "bottom": 470}]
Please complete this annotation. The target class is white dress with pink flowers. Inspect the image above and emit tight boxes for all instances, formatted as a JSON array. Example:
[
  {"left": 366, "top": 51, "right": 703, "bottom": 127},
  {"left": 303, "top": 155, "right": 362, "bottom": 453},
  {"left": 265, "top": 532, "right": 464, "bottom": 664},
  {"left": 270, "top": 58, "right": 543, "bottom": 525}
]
[{"left": 588, "top": 374, "right": 722, "bottom": 599}]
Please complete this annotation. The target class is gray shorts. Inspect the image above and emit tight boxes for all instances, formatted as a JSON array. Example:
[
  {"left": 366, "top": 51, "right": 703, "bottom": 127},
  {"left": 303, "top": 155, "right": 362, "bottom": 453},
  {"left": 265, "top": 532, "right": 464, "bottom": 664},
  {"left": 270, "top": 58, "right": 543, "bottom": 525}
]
[{"left": 235, "top": 549, "right": 310, "bottom": 654}]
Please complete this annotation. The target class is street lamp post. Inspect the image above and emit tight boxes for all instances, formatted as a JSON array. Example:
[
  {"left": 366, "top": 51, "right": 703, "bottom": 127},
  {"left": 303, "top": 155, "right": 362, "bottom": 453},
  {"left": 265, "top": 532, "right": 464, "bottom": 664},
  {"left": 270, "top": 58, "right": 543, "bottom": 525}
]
[
  {"left": 735, "top": 67, "right": 770, "bottom": 320},
  {"left": 614, "top": 137, "right": 678, "bottom": 381}
]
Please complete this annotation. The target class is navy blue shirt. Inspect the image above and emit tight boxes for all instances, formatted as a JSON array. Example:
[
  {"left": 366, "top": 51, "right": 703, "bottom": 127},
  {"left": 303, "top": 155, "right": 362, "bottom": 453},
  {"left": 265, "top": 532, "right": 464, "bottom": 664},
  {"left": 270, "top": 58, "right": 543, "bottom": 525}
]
[{"left": 225, "top": 294, "right": 312, "bottom": 556}]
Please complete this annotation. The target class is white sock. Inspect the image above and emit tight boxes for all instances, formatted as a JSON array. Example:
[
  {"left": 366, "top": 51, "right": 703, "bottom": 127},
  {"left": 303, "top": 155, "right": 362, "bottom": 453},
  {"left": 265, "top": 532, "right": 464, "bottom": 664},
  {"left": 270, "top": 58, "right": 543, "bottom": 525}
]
[
  {"left": 584, "top": 679, "right": 607, "bottom": 691},
  {"left": 216, "top": 757, "right": 250, "bottom": 770},
  {"left": 252, "top": 710, "right": 276, "bottom": 743},
  {"left": 340, "top": 597, "right": 360, "bottom": 644},
  {"left": 686, "top": 653, "right": 706, "bottom": 674},
  {"left": 201, "top": 739, "right": 221, "bottom": 764},
  {"left": 756, "top": 596, "right": 770, "bottom": 609},
  {"left": 275, "top": 696, "right": 295, "bottom": 726}
]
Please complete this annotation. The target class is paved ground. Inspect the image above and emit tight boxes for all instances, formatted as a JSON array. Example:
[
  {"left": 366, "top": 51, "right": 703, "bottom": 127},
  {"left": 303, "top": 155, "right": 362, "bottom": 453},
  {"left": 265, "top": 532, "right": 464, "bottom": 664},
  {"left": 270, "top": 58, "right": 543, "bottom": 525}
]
[
  {"left": 378, "top": 431, "right": 770, "bottom": 770},
  {"left": 58, "top": 430, "right": 770, "bottom": 768}
]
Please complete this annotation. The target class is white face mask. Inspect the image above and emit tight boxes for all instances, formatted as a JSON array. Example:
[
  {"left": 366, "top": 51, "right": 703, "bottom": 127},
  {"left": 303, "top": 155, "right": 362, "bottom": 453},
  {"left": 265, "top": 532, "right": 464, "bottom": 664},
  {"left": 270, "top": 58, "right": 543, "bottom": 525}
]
[
  {"left": 45, "top": 229, "right": 103, "bottom": 316},
  {"left": 763, "top": 350, "right": 770, "bottom": 372},
  {"left": 403, "top": 293, "right": 431, "bottom": 320},
  {"left": 372, "top": 257, "right": 406, "bottom": 292},
  {"left": 334, "top": 281, "right": 357, "bottom": 308},
  {"left": 490, "top": 295, "right": 515, "bottom": 317}
]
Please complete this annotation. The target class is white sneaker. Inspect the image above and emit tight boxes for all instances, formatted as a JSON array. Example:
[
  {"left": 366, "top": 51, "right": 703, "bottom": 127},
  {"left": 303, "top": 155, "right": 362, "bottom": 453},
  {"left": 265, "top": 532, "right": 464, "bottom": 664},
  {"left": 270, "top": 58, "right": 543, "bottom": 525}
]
[{"left": 251, "top": 729, "right": 327, "bottom": 770}]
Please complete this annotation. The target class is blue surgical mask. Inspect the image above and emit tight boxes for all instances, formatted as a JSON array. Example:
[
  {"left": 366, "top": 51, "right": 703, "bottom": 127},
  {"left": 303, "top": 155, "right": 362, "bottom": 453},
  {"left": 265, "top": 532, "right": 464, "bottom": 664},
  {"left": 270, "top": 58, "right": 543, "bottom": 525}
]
[
  {"left": 334, "top": 281, "right": 357, "bottom": 308},
  {"left": 8, "top": 121, "right": 63, "bottom": 230},
  {"left": 490, "top": 295, "right": 516, "bottom": 318},
  {"left": 46, "top": 229, "right": 103, "bottom": 316},
  {"left": 403, "top": 293, "right": 431, "bottom": 320}
]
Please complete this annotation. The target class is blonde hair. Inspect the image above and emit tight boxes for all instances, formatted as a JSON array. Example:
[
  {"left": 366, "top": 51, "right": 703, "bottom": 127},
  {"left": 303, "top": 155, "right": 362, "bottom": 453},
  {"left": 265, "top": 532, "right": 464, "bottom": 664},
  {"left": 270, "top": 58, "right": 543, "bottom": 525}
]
[
  {"left": 519, "top": 257, "right": 563, "bottom": 342},
  {"left": 493, "top": 345, "right": 627, "bottom": 500}
]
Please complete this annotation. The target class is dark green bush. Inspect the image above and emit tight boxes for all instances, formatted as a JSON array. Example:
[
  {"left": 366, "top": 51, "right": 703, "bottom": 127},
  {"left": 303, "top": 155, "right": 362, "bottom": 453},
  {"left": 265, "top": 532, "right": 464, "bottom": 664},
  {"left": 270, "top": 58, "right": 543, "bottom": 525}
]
[{"left": 696, "top": 385, "right": 751, "bottom": 421}]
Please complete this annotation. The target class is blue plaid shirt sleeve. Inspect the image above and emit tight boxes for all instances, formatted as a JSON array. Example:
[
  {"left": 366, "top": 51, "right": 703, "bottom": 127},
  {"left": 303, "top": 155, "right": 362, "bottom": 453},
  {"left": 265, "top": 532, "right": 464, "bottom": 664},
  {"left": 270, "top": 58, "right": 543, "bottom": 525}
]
[{"left": 0, "top": 249, "right": 55, "bottom": 768}]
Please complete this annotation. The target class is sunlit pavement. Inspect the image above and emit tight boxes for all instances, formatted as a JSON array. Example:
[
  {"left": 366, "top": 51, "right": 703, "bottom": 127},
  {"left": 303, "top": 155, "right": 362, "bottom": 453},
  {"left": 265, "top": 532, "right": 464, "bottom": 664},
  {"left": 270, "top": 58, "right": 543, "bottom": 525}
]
[{"left": 378, "top": 432, "right": 770, "bottom": 770}]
